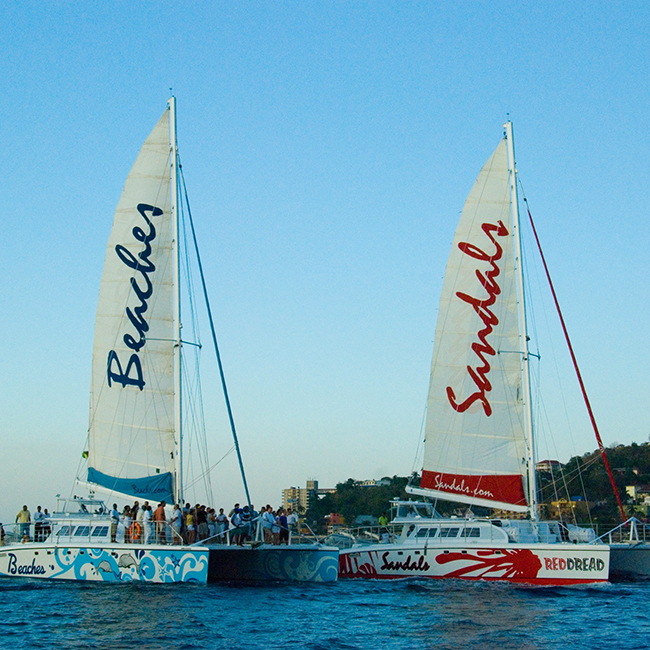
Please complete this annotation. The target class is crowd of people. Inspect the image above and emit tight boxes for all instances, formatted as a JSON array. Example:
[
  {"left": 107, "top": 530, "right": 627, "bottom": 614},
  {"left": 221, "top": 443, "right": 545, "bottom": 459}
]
[
  {"left": 2, "top": 501, "right": 300, "bottom": 547},
  {"left": 110, "top": 501, "right": 300, "bottom": 546}
]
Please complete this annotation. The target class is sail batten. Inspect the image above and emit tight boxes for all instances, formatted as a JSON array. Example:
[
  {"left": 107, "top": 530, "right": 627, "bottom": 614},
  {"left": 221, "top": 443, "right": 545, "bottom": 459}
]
[
  {"left": 420, "top": 138, "right": 528, "bottom": 511},
  {"left": 87, "top": 109, "right": 176, "bottom": 503}
]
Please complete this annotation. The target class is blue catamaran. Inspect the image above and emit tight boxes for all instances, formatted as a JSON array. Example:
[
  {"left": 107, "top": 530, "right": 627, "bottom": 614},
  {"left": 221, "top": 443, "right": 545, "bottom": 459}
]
[{"left": 0, "top": 98, "right": 337, "bottom": 583}]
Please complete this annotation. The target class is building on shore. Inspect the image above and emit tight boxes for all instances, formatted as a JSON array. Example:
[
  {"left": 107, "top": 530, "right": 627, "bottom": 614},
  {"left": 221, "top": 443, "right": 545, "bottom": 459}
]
[
  {"left": 282, "top": 479, "right": 336, "bottom": 513},
  {"left": 536, "top": 459, "right": 564, "bottom": 473}
]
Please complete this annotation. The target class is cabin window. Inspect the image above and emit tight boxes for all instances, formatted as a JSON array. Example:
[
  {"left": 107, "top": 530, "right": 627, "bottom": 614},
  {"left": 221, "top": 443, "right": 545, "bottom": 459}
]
[
  {"left": 461, "top": 528, "right": 480, "bottom": 538},
  {"left": 416, "top": 528, "right": 430, "bottom": 538},
  {"left": 439, "top": 527, "right": 459, "bottom": 538},
  {"left": 91, "top": 526, "right": 109, "bottom": 538},
  {"left": 74, "top": 526, "right": 90, "bottom": 537},
  {"left": 58, "top": 526, "right": 74, "bottom": 536}
]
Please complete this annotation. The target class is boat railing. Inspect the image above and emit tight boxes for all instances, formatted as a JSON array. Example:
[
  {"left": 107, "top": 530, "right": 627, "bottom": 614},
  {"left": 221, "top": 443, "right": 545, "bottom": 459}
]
[
  {"left": 3, "top": 522, "right": 52, "bottom": 545},
  {"left": 1, "top": 516, "right": 336, "bottom": 549},
  {"left": 293, "top": 520, "right": 323, "bottom": 544},
  {"left": 595, "top": 517, "right": 650, "bottom": 544},
  {"left": 322, "top": 524, "right": 396, "bottom": 548},
  {"left": 1, "top": 520, "right": 186, "bottom": 546},
  {"left": 194, "top": 515, "right": 322, "bottom": 546}
]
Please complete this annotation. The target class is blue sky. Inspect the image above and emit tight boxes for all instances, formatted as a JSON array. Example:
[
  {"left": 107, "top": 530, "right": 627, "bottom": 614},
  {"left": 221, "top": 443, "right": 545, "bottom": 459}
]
[{"left": 1, "top": 2, "right": 649, "bottom": 521}]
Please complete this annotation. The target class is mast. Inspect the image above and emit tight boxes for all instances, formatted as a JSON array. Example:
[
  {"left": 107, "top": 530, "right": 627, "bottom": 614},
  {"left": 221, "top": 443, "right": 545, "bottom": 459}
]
[
  {"left": 505, "top": 121, "right": 537, "bottom": 520},
  {"left": 170, "top": 95, "right": 183, "bottom": 505}
]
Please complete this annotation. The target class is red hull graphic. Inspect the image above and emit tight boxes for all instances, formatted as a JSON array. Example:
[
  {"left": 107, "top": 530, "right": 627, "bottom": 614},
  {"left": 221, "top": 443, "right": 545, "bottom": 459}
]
[
  {"left": 339, "top": 546, "right": 608, "bottom": 586},
  {"left": 435, "top": 548, "right": 541, "bottom": 579}
]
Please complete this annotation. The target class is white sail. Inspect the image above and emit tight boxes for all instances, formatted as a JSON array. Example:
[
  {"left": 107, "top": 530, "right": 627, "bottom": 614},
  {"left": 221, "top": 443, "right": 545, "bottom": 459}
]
[
  {"left": 418, "top": 138, "right": 529, "bottom": 512},
  {"left": 87, "top": 109, "right": 176, "bottom": 502}
]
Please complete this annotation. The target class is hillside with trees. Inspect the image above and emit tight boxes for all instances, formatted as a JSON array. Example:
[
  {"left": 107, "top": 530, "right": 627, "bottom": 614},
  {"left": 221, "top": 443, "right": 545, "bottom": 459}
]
[{"left": 308, "top": 442, "right": 650, "bottom": 531}]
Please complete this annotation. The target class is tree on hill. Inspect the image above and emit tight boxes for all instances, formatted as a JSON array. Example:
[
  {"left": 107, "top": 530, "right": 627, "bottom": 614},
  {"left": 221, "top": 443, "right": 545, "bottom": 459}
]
[
  {"left": 307, "top": 476, "right": 413, "bottom": 527},
  {"left": 538, "top": 441, "right": 650, "bottom": 524},
  {"left": 307, "top": 442, "right": 650, "bottom": 531}
]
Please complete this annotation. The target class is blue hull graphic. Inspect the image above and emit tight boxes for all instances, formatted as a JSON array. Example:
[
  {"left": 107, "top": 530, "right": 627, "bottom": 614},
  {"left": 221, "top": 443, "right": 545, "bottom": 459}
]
[{"left": 207, "top": 545, "right": 338, "bottom": 582}]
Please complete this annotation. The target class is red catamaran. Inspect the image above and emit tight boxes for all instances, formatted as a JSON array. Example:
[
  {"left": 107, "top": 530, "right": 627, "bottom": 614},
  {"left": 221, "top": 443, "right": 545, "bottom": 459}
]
[{"left": 338, "top": 123, "right": 609, "bottom": 585}]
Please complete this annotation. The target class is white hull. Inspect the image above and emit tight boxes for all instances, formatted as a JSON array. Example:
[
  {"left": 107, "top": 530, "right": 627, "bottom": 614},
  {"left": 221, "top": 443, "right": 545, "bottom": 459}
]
[
  {"left": 340, "top": 542, "right": 609, "bottom": 585},
  {"left": 0, "top": 542, "right": 209, "bottom": 583},
  {"left": 0, "top": 540, "right": 339, "bottom": 583}
]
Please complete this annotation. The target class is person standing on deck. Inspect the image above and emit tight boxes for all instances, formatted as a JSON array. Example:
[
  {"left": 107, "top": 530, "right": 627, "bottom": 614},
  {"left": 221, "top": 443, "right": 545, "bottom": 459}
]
[
  {"left": 240, "top": 506, "right": 252, "bottom": 543},
  {"left": 33, "top": 506, "right": 45, "bottom": 542},
  {"left": 378, "top": 512, "right": 389, "bottom": 543},
  {"left": 42, "top": 509, "right": 51, "bottom": 539},
  {"left": 278, "top": 509, "right": 289, "bottom": 545},
  {"left": 122, "top": 505, "right": 132, "bottom": 543},
  {"left": 15, "top": 506, "right": 31, "bottom": 541},
  {"left": 215, "top": 508, "right": 228, "bottom": 543},
  {"left": 143, "top": 504, "right": 153, "bottom": 544},
  {"left": 153, "top": 501, "right": 167, "bottom": 544},
  {"left": 110, "top": 504, "right": 119, "bottom": 543},
  {"left": 262, "top": 505, "right": 274, "bottom": 544},
  {"left": 287, "top": 508, "right": 298, "bottom": 539},
  {"left": 196, "top": 505, "right": 208, "bottom": 541},
  {"left": 170, "top": 504, "right": 182, "bottom": 544}
]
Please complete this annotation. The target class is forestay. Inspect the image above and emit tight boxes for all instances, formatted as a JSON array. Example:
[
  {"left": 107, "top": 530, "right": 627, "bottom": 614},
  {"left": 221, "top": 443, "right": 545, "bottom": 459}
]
[
  {"left": 420, "top": 138, "right": 529, "bottom": 512},
  {"left": 87, "top": 109, "right": 175, "bottom": 502}
]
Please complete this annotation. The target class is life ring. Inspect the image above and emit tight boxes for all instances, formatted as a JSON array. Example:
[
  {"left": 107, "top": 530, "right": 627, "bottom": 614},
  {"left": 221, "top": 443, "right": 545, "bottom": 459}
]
[{"left": 130, "top": 522, "right": 141, "bottom": 540}]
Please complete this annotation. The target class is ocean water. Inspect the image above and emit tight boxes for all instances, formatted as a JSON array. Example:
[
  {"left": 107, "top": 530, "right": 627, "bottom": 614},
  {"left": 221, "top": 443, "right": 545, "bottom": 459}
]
[{"left": 1, "top": 578, "right": 648, "bottom": 650}]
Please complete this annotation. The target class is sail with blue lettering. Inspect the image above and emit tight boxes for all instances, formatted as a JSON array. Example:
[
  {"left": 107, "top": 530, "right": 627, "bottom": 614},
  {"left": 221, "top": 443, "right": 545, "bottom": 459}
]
[
  {"left": 419, "top": 138, "right": 529, "bottom": 512},
  {"left": 87, "top": 109, "right": 175, "bottom": 503}
]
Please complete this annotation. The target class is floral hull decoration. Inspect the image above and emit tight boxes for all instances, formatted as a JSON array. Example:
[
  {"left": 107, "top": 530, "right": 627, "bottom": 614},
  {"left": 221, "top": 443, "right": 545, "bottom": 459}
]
[{"left": 0, "top": 545, "right": 209, "bottom": 583}]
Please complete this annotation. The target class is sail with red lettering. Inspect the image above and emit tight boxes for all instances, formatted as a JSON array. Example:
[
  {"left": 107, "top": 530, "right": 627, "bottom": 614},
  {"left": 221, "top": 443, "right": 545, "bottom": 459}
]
[
  {"left": 417, "top": 138, "right": 529, "bottom": 512},
  {"left": 86, "top": 109, "right": 176, "bottom": 502}
]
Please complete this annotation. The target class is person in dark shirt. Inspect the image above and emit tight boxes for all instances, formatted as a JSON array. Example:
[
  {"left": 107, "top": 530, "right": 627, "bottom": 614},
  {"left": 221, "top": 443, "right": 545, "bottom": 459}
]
[
  {"left": 196, "top": 505, "right": 208, "bottom": 540},
  {"left": 278, "top": 508, "right": 289, "bottom": 545}
]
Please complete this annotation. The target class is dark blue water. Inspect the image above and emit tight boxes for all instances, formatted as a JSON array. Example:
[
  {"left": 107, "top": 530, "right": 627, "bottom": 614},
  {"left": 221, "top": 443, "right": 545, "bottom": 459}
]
[{"left": 1, "top": 578, "right": 648, "bottom": 649}]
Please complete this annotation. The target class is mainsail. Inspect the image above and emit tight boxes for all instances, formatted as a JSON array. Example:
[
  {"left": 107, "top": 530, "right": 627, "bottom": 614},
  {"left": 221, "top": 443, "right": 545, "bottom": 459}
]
[
  {"left": 419, "top": 138, "right": 529, "bottom": 512},
  {"left": 87, "top": 109, "right": 176, "bottom": 503}
]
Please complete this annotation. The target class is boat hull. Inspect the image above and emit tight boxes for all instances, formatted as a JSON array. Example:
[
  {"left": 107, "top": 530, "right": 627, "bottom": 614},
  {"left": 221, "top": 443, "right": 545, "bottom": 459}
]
[
  {"left": 609, "top": 544, "right": 650, "bottom": 580},
  {"left": 0, "top": 543, "right": 338, "bottom": 583},
  {"left": 0, "top": 543, "right": 209, "bottom": 583},
  {"left": 339, "top": 543, "right": 609, "bottom": 585},
  {"left": 207, "top": 545, "right": 339, "bottom": 582}
]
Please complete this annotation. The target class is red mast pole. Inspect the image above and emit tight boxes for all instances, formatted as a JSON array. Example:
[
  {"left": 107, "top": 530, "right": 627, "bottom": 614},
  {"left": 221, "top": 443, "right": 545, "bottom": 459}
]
[{"left": 524, "top": 201, "right": 627, "bottom": 522}]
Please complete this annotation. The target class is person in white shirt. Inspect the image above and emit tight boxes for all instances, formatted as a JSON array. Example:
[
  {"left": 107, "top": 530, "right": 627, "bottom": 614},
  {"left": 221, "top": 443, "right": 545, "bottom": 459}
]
[
  {"left": 170, "top": 504, "right": 182, "bottom": 544},
  {"left": 262, "top": 505, "right": 275, "bottom": 544},
  {"left": 122, "top": 506, "right": 132, "bottom": 543},
  {"left": 33, "top": 506, "right": 45, "bottom": 542},
  {"left": 286, "top": 508, "right": 299, "bottom": 541},
  {"left": 215, "top": 508, "right": 228, "bottom": 543},
  {"left": 143, "top": 505, "right": 153, "bottom": 544}
]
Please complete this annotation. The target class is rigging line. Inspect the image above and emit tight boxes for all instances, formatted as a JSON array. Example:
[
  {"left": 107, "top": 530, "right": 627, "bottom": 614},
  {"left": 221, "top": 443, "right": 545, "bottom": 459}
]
[
  {"left": 188, "top": 346, "right": 212, "bottom": 504},
  {"left": 179, "top": 163, "right": 253, "bottom": 511},
  {"left": 573, "top": 455, "right": 595, "bottom": 528},
  {"left": 411, "top": 399, "right": 428, "bottom": 479},
  {"left": 178, "top": 195, "right": 215, "bottom": 505},
  {"left": 180, "top": 354, "right": 214, "bottom": 502},
  {"left": 539, "top": 402, "right": 581, "bottom": 526},
  {"left": 519, "top": 188, "right": 626, "bottom": 522},
  {"left": 183, "top": 445, "right": 237, "bottom": 491}
]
